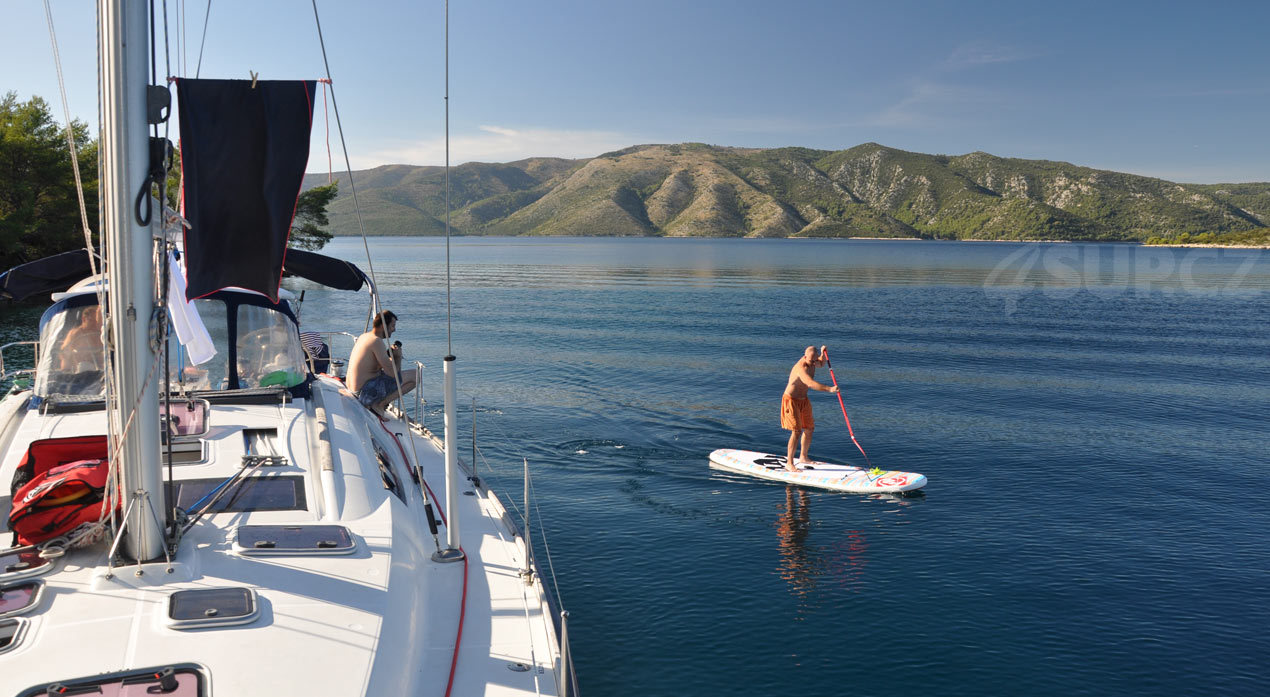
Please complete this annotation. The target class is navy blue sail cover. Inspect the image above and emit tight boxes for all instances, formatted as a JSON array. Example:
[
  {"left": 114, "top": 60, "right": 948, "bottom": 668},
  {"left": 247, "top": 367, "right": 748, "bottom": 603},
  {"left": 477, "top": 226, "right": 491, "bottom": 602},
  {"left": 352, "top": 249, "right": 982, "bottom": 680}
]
[
  {"left": 282, "top": 248, "right": 369, "bottom": 291},
  {"left": 0, "top": 250, "right": 92, "bottom": 301},
  {"left": 176, "top": 78, "right": 316, "bottom": 302}
]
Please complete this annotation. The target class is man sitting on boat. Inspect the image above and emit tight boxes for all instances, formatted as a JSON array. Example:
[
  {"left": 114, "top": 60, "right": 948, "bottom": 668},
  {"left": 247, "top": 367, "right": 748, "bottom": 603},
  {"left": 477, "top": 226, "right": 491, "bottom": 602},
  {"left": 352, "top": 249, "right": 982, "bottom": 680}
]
[{"left": 348, "top": 310, "right": 417, "bottom": 416}]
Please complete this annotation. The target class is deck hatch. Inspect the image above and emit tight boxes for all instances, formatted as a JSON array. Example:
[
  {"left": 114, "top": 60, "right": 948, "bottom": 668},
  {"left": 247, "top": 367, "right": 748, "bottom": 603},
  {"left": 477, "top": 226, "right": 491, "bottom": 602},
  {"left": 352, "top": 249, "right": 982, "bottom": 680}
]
[
  {"left": 0, "top": 549, "right": 53, "bottom": 582},
  {"left": 0, "top": 618, "right": 25, "bottom": 654},
  {"left": 0, "top": 581, "right": 42, "bottom": 618},
  {"left": 175, "top": 475, "right": 306, "bottom": 513},
  {"left": 234, "top": 524, "right": 356, "bottom": 556},
  {"left": 162, "top": 439, "right": 207, "bottom": 465},
  {"left": 168, "top": 587, "right": 259, "bottom": 629},
  {"left": 17, "top": 664, "right": 207, "bottom": 697}
]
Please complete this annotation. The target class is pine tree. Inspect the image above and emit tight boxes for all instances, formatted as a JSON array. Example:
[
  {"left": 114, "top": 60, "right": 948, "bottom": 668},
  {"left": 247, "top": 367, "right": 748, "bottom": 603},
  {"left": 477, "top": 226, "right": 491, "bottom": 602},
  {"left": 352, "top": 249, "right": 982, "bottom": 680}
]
[
  {"left": 289, "top": 183, "right": 338, "bottom": 250},
  {"left": 0, "top": 92, "right": 98, "bottom": 267}
]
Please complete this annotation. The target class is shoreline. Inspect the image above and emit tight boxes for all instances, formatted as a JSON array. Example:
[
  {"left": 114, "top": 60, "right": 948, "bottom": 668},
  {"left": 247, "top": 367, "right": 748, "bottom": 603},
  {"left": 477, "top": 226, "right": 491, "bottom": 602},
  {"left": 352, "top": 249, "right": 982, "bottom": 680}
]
[
  {"left": 1143, "top": 242, "right": 1270, "bottom": 249},
  {"left": 330, "top": 233, "right": 1269, "bottom": 248}
]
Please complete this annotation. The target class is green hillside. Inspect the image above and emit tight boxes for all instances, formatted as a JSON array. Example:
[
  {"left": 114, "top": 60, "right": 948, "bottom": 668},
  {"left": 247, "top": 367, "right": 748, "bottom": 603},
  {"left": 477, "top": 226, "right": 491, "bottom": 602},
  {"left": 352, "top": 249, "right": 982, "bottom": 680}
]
[{"left": 304, "top": 144, "right": 1270, "bottom": 244}]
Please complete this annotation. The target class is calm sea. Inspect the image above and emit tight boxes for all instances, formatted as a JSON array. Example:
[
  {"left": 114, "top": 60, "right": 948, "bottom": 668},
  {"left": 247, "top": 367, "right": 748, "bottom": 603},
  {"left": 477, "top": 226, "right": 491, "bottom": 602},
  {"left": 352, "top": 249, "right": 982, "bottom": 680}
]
[{"left": 5, "top": 237, "right": 1268, "bottom": 696}]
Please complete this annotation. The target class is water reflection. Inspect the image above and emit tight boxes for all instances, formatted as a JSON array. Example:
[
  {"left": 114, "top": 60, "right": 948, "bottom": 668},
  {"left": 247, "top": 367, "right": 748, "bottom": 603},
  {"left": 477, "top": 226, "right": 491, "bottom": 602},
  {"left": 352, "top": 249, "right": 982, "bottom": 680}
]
[
  {"left": 775, "top": 487, "right": 814, "bottom": 597},
  {"left": 775, "top": 487, "right": 876, "bottom": 603},
  {"left": 773, "top": 489, "right": 925, "bottom": 600}
]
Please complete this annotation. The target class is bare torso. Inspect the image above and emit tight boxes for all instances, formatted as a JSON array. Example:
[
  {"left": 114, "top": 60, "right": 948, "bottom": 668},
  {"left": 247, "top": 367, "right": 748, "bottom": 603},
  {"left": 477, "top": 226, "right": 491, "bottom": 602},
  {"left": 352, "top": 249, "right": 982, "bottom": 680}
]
[
  {"left": 784, "top": 359, "right": 817, "bottom": 398},
  {"left": 347, "top": 331, "right": 389, "bottom": 392}
]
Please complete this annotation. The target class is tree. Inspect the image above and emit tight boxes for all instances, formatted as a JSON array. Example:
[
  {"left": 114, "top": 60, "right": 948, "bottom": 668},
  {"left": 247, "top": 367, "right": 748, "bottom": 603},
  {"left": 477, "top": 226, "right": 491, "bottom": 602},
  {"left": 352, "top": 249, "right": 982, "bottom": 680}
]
[
  {"left": 164, "top": 146, "right": 182, "bottom": 210},
  {"left": 0, "top": 92, "right": 98, "bottom": 268},
  {"left": 288, "top": 183, "right": 338, "bottom": 250}
]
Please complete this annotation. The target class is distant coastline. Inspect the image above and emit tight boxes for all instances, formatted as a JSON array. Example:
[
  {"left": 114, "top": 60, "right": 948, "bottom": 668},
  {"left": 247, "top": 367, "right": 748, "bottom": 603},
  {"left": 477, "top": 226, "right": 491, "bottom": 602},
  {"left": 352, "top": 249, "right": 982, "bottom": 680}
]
[
  {"left": 1141, "top": 242, "right": 1270, "bottom": 249},
  {"left": 312, "top": 142, "right": 1270, "bottom": 246},
  {"left": 347, "top": 233, "right": 1268, "bottom": 248}
]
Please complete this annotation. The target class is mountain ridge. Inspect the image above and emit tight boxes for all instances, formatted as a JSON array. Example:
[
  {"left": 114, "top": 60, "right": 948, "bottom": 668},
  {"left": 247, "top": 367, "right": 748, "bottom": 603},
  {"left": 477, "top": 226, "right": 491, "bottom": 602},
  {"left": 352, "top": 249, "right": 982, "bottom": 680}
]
[{"left": 301, "top": 143, "right": 1270, "bottom": 243}]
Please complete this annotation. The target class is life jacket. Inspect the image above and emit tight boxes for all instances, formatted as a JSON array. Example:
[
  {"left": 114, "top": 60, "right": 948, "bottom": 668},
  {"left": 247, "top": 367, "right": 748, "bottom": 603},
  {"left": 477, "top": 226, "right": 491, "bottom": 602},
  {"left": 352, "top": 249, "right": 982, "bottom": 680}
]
[{"left": 7, "top": 436, "right": 116, "bottom": 546}]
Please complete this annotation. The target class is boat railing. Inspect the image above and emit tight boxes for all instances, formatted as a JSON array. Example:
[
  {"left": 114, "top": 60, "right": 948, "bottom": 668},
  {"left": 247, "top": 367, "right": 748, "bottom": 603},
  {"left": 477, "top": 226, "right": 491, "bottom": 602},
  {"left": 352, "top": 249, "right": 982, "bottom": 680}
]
[
  {"left": 299, "top": 330, "right": 358, "bottom": 379},
  {"left": 389, "top": 388, "right": 578, "bottom": 695},
  {"left": 0, "top": 340, "right": 39, "bottom": 391},
  {"left": 463, "top": 408, "right": 579, "bottom": 697},
  {"left": 413, "top": 360, "right": 425, "bottom": 428}
]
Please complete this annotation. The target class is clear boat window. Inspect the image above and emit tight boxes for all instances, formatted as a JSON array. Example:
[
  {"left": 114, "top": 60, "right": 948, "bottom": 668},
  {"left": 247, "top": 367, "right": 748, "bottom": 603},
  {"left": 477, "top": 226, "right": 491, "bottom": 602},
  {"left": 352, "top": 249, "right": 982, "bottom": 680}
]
[
  {"left": 34, "top": 304, "right": 105, "bottom": 399},
  {"left": 164, "top": 399, "right": 209, "bottom": 438},
  {"left": 169, "top": 299, "right": 228, "bottom": 391},
  {"left": 235, "top": 305, "right": 306, "bottom": 389},
  {"left": 176, "top": 475, "right": 307, "bottom": 513}
]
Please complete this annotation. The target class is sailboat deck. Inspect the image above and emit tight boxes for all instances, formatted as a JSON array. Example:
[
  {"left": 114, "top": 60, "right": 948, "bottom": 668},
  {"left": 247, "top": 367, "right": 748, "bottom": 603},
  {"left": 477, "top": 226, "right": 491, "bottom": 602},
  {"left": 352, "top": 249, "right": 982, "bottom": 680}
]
[{"left": 0, "top": 379, "right": 562, "bottom": 696}]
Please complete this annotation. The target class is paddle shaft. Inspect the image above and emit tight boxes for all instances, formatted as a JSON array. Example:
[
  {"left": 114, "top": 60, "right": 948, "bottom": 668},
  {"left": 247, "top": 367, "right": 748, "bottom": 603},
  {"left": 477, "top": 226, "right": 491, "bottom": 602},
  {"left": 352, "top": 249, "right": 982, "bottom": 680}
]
[{"left": 822, "top": 350, "right": 873, "bottom": 468}]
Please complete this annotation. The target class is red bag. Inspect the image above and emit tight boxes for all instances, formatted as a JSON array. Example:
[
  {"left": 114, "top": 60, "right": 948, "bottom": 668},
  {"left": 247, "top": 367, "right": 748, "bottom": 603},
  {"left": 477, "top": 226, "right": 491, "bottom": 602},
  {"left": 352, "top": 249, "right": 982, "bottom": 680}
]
[{"left": 8, "top": 435, "right": 116, "bottom": 546}]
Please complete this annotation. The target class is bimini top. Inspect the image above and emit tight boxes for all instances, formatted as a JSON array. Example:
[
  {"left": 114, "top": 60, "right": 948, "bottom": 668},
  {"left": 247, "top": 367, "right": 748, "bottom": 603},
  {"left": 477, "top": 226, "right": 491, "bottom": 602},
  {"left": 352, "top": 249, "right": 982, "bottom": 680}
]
[
  {"left": 0, "top": 250, "right": 94, "bottom": 302},
  {"left": 280, "top": 248, "right": 371, "bottom": 292},
  {"left": 0, "top": 249, "right": 369, "bottom": 302}
]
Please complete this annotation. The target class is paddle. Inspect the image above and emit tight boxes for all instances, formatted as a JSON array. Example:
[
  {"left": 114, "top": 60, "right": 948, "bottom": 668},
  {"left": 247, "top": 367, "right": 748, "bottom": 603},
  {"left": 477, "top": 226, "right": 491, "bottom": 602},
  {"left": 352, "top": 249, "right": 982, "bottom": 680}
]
[{"left": 821, "top": 349, "right": 878, "bottom": 472}]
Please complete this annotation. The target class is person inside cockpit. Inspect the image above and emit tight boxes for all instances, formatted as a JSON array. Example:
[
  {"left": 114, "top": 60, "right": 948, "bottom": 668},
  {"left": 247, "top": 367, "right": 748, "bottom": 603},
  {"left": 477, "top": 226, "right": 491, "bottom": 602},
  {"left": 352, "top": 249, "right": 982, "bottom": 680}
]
[{"left": 58, "top": 305, "right": 104, "bottom": 373}]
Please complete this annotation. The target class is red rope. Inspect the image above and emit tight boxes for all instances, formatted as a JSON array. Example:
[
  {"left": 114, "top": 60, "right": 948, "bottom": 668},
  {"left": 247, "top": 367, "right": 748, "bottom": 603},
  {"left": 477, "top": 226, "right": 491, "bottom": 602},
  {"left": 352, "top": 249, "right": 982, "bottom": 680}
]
[
  {"left": 378, "top": 420, "right": 447, "bottom": 526},
  {"left": 322, "top": 81, "right": 332, "bottom": 184},
  {"left": 443, "top": 552, "right": 469, "bottom": 697},
  {"left": 823, "top": 350, "right": 873, "bottom": 468}
]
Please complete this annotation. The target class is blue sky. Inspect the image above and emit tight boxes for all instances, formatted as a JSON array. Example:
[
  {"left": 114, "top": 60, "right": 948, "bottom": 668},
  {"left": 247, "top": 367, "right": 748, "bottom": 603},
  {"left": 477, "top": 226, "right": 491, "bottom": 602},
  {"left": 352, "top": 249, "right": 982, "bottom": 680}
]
[{"left": 4, "top": 0, "right": 1269, "bottom": 183}]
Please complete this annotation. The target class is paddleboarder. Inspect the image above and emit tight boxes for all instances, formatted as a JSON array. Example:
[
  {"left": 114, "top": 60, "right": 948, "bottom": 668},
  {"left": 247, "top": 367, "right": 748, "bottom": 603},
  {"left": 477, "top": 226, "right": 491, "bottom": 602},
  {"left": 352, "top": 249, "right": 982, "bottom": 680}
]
[{"left": 782, "top": 345, "right": 838, "bottom": 471}]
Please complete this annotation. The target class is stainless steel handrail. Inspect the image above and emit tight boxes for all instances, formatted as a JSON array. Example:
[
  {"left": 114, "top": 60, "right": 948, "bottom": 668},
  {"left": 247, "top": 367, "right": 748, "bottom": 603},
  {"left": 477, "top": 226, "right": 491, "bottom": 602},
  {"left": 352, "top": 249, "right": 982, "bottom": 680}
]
[
  {"left": 414, "top": 360, "right": 425, "bottom": 427},
  {"left": 402, "top": 386, "right": 576, "bottom": 695},
  {"left": 560, "top": 610, "right": 579, "bottom": 697},
  {"left": 0, "top": 340, "right": 40, "bottom": 385},
  {"left": 299, "top": 330, "right": 358, "bottom": 378}
]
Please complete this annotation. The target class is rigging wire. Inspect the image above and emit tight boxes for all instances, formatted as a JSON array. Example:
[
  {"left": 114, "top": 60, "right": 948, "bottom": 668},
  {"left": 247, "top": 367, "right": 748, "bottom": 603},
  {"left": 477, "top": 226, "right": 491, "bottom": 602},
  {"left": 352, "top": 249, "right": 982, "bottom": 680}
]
[
  {"left": 45, "top": 0, "right": 116, "bottom": 538},
  {"left": 308, "top": 0, "right": 437, "bottom": 551},
  {"left": 528, "top": 475, "right": 566, "bottom": 609},
  {"left": 308, "top": 0, "right": 381, "bottom": 317},
  {"left": 179, "top": 0, "right": 187, "bottom": 77},
  {"left": 323, "top": 81, "right": 332, "bottom": 183},
  {"left": 160, "top": 0, "right": 179, "bottom": 532},
  {"left": 41, "top": 0, "right": 98, "bottom": 280},
  {"left": 94, "top": 0, "right": 121, "bottom": 541},
  {"left": 195, "top": 0, "right": 211, "bottom": 78},
  {"left": 464, "top": 401, "right": 570, "bottom": 608}
]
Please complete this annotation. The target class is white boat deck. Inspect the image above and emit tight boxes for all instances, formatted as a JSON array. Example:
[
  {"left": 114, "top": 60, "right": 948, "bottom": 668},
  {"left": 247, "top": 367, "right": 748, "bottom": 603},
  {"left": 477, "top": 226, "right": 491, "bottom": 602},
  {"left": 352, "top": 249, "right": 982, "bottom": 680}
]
[{"left": 0, "top": 378, "right": 565, "bottom": 696}]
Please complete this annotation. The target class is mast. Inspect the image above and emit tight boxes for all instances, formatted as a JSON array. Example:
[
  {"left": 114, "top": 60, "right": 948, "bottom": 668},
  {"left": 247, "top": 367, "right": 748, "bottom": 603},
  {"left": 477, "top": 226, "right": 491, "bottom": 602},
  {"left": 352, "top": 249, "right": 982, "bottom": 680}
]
[{"left": 99, "top": 0, "right": 164, "bottom": 562}]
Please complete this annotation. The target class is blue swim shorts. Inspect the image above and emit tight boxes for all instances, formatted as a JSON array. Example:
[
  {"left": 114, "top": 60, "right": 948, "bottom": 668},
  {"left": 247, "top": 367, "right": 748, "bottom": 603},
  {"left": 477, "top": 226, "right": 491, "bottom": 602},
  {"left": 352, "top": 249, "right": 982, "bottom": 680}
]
[{"left": 356, "top": 372, "right": 399, "bottom": 408}]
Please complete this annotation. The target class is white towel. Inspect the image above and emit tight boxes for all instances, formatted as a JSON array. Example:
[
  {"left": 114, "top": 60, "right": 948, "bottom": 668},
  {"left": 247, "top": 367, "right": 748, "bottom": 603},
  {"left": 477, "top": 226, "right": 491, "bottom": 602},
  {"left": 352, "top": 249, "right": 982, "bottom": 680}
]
[{"left": 167, "top": 253, "right": 217, "bottom": 365}]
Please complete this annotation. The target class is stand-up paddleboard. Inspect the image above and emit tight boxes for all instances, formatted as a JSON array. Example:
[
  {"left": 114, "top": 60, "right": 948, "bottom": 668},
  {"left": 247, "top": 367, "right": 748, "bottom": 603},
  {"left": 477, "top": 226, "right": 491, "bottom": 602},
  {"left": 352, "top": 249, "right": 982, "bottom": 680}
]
[{"left": 708, "top": 448, "right": 927, "bottom": 493}]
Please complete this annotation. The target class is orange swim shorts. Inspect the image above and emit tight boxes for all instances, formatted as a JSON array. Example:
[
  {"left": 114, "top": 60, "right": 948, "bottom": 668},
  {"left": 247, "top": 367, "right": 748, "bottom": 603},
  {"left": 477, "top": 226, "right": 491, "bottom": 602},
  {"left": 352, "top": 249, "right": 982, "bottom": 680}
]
[{"left": 780, "top": 394, "right": 813, "bottom": 430}]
